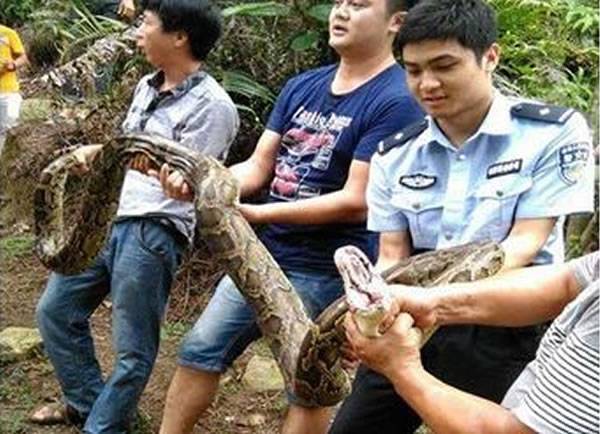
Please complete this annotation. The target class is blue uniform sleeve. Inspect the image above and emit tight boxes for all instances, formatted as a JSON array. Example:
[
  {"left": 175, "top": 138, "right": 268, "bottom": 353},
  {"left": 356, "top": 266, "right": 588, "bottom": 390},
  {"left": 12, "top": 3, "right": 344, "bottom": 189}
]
[
  {"left": 367, "top": 153, "right": 410, "bottom": 232},
  {"left": 354, "top": 96, "right": 424, "bottom": 162},
  {"left": 265, "top": 77, "right": 297, "bottom": 134},
  {"left": 516, "top": 113, "right": 595, "bottom": 219}
]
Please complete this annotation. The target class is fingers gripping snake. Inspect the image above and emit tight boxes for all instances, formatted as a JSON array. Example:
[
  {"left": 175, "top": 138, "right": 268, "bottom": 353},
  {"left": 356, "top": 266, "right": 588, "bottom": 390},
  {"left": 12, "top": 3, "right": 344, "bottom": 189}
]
[{"left": 35, "top": 132, "right": 505, "bottom": 406}]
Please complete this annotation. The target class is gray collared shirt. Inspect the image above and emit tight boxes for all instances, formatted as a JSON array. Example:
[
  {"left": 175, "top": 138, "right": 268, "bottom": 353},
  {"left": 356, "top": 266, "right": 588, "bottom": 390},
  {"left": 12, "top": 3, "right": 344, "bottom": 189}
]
[{"left": 116, "top": 69, "right": 239, "bottom": 241}]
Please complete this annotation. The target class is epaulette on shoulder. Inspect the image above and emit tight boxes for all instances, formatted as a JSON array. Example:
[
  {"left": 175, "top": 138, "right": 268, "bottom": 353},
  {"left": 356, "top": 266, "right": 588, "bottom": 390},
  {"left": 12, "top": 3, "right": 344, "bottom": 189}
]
[
  {"left": 377, "top": 119, "right": 428, "bottom": 155},
  {"left": 511, "top": 102, "right": 576, "bottom": 124}
]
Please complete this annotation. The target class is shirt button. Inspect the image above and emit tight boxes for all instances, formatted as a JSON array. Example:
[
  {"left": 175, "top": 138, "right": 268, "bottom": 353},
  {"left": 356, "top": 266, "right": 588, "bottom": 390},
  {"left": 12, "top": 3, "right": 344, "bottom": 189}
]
[
  {"left": 445, "top": 232, "right": 453, "bottom": 240},
  {"left": 457, "top": 154, "right": 466, "bottom": 161},
  {"left": 496, "top": 190, "right": 504, "bottom": 197},
  {"left": 412, "top": 203, "right": 421, "bottom": 210}
]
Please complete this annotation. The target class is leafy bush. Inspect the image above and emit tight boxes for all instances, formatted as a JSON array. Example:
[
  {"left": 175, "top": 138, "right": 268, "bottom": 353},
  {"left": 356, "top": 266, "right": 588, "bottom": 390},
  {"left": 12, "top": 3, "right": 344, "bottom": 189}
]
[
  {"left": 492, "top": 0, "right": 598, "bottom": 114},
  {"left": 0, "top": 0, "right": 43, "bottom": 26},
  {"left": 24, "top": 0, "right": 125, "bottom": 67}
]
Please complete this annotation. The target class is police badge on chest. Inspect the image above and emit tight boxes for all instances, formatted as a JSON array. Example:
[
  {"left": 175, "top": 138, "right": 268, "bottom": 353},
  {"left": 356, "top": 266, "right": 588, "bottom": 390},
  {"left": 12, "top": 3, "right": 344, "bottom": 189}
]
[{"left": 399, "top": 173, "right": 437, "bottom": 189}]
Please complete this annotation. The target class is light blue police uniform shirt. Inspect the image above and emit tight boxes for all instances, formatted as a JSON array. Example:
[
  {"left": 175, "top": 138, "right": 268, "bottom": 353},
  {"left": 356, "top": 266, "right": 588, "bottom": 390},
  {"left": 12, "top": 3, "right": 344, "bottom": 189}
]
[{"left": 367, "top": 92, "right": 594, "bottom": 265}]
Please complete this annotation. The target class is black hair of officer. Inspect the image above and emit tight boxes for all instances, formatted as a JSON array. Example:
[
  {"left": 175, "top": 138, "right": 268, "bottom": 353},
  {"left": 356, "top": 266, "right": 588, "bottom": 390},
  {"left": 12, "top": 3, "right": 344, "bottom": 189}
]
[
  {"left": 397, "top": 0, "right": 497, "bottom": 61},
  {"left": 140, "top": 0, "right": 222, "bottom": 61},
  {"left": 386, "top": 0, "right": 421, "bottom": 13}
]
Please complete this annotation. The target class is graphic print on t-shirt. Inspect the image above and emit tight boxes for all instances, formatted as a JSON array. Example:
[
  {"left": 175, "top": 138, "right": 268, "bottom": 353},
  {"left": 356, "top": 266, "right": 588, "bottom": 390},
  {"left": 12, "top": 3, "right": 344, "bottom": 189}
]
[{"left": 271, "top": 105, "right": 352, "bottom": 201}]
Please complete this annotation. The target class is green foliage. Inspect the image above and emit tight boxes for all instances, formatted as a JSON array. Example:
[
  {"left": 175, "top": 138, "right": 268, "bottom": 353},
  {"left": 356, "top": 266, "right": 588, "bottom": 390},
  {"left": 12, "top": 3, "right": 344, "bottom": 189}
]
[
  {"left": 291, "top": 3, "right": 331, "bottom": 52},
  {"left": 0, "top": 0, "right": 43, "bottom": 26},
  {"left": 0, "top": 235, "right": 35, "bottom": 258},
  {"left": 26, "top": 0, "right": 125, "bottom": 67},
  {"left": 160, "top": 321, "right": 190, "bottom": 340},
  {"left": 491, "top": 0, "right": 598, "bottom": 114},
  {"left": 219, "top": 69, "right": 276, "bottom": 117},
  {"left": 222, "top": 1, "right": 291, "bottom": 17}
]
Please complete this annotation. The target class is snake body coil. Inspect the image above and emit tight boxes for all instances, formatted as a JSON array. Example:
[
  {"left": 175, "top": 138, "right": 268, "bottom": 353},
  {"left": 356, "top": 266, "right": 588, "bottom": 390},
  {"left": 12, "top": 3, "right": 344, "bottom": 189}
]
[{"left": 35, "top": 133, "right": 505, "bottom": 405}]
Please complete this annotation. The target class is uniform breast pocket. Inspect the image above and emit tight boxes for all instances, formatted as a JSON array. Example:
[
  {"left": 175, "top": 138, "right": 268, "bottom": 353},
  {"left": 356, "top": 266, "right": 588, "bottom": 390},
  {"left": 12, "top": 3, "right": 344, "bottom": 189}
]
[
  {"left": 472, "top": 175, "right": 533, "bottom": 240},
  {"left": 390, "top": 189, "right": 444, "bottom": 249}
]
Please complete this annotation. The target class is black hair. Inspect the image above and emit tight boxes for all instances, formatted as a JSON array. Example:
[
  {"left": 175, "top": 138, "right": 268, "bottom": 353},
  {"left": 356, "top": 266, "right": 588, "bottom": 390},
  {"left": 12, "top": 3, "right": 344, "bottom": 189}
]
[
  {"left": 386, "top": 0, "right": 420, "bottom": 14},
  {"left": 141, "top": 0, "right": 222, "bottom": 61},
  {"left": 397, "top": 0, "right": 497, "bottom": 61}
]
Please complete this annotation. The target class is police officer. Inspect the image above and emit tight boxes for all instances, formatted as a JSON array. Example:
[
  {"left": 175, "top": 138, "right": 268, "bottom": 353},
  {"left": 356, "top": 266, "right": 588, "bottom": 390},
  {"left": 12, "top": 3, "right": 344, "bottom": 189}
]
[{"left": 329, "top": 0, "right": 595, "bottom": 433}]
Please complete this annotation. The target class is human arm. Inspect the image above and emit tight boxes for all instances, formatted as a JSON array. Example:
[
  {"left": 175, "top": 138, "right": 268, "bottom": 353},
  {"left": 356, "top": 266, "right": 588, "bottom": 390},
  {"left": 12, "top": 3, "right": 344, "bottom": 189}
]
[
  {"left": 1, "top": 29, "right": 28, "bottom": 74},
  {"left": 153, "top": 128, "right": 280, "bottom": 201},
  {"left": 500, "top": 112, "right": 595, "bottom": 268},
  {"left": 345, "top": 313, "right": 535, "bottom": 434},
  {"left": 1, "top": 52, "right": 28, "bottom": 73},
  {"left": 384, "top": 259, "right": 581, "bottom": 329},
  {"left": 229, "top": 130, "right": 281, "bottom": 197},
  {"left": 499, "top": 217, "right": 556, "bottom": 270},
  {"left": 375, "top": 231, "right": 412, "bottom": 272},
  {"left": 238, "top": 158, "right": 370, "bottom": 225},
  {"left": 70, "top": 144, "right": 104, "bottom": 175}
]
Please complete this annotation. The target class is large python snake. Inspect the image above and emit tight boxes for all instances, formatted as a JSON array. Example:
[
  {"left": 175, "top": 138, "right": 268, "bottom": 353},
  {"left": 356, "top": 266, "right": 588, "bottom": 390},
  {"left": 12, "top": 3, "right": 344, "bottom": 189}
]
[{"left": 34, "top": 132, "right": 505, "bottom": 406}]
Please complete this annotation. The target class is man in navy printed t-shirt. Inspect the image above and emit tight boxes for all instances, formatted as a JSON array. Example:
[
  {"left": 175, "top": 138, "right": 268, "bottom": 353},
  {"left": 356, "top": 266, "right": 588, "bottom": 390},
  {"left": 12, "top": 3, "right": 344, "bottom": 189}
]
[{"left": 157, "top": 1, "right": 423, "bottom": 433}]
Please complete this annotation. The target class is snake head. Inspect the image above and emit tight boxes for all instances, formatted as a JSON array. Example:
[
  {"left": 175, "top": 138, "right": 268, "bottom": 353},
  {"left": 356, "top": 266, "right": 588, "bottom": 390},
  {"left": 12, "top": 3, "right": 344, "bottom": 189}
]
[{"left": 334, "top": 245, "right": 392, "bottom": 337}]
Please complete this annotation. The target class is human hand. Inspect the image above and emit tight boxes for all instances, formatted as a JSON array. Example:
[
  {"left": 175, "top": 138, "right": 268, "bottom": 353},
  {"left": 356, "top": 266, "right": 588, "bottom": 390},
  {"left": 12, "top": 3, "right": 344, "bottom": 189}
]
[
  {"left": 376, "top": 285, "right": 438, "bottom": 331},
  {"left": 128, "top": 153, "right": 154, "bottom": 174},
  {"left": 70, "top": 145, "right": 102, "bottom": 176},
  {"left": 345, "top": 311, "right": 423, "bottom": 380},
  {"left": 150, "top": 163, "right": 194, "bottom": 202},
  {"left": 0, "top": 60, "right": 14, "bottom": 74},
  {"left": 340, "top": 341, "right": 360, "bottom": 371},
  {"left": 117, "top": 0, "right": 136, "bottom": 20}
]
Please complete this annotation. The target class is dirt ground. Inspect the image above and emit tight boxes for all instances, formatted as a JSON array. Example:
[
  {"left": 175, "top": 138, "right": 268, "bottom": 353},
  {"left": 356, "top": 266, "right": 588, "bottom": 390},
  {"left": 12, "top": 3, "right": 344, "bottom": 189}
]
[
  {"left": 0, "top": 106, "right": 295, "bottom": 434},
  {"left": 0, "top": 230, "right": 287, "bottom": 434}
]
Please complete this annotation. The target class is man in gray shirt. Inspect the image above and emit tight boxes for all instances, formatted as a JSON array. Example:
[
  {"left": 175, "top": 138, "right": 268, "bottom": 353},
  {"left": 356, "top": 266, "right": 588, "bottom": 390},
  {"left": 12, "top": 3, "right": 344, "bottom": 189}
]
[
  {"left": 31, "top": 1, "right": 238, "bottom": 433},
  {"left": 346, "top": 252, "right": 599, "bottom": 434}
]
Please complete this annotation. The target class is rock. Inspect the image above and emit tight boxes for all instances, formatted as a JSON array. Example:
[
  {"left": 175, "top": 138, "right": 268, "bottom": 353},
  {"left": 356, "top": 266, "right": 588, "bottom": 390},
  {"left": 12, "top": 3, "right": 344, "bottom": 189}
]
[
  {"left": 20, "top": 98, "right": 53, "bottom": 122},
  {"left": 237, "top": 412, "right": 266, "bottom": 427},
  {"left": 241, "top": 355, "right": 285, "bottom": 392},
  {"left": 0, "top": 327, "right": 43, "bottom": 364}
]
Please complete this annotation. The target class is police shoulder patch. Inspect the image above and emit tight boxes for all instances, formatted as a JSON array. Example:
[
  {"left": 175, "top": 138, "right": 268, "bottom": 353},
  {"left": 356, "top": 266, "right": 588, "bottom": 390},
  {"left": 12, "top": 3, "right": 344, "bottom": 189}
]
[
  {"left": 558, "top": 142, "right": 591, "bottom": 185},
  {"left": 377, "top": 119, "right": 428, "bottom": 155},
  {"left": 511, "top": 103, "right": 576, "bottom": 124}
]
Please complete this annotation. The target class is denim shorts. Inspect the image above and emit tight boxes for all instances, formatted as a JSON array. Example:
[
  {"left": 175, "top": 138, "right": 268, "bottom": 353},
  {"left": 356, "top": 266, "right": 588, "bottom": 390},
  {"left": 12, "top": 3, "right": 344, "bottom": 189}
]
[{"left": 178, "top": 268, "right": 343, "bottom": 386}]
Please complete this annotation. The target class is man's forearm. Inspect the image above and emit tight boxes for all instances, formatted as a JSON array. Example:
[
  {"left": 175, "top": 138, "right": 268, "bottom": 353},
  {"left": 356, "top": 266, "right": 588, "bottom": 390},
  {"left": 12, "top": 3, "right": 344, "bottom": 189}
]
[
  {"left": 391, "top": 366, "right": 532, "bottom": 434},
  {"left": 245, "top": 189, "right": 366, "bottom": 225},
  {"left": 14, "top": 53, "right": 28, "bottom": 69},
  {"left": 397, "top": 262, "right": 578, "bottom": 327},
  {"left": 499, "top": 217, "right": 556, "bottom": 270}
]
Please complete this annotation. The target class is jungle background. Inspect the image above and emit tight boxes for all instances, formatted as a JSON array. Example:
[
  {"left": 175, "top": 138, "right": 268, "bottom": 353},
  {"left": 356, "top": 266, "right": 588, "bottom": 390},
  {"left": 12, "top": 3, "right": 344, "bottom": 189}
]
[{"left": 0, "top": 0, "right": 598, "bottom": 432}]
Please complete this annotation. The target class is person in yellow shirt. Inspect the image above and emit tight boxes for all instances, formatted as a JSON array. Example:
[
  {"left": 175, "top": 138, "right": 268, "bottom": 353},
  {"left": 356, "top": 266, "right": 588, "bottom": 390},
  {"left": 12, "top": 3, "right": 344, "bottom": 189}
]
[{"left": 0, "top": 24, "right": 28, "bottom": 155}]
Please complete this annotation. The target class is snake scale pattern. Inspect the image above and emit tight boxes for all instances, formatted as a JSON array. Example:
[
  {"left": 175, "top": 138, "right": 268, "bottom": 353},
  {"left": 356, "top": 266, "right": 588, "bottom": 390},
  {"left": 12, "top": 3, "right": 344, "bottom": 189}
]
[{"left": 34, "top": 133, "right": 505, "bottom": 406}]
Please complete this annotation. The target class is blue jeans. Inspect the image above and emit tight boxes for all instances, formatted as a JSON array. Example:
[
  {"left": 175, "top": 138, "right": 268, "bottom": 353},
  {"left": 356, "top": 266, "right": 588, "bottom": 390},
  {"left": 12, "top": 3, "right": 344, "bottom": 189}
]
[
  {"left": 36, "top": 218, "right": 184, "bottom": 434},
  {"left": 178, "top": 268, "right": 344, "bottom": 405}
]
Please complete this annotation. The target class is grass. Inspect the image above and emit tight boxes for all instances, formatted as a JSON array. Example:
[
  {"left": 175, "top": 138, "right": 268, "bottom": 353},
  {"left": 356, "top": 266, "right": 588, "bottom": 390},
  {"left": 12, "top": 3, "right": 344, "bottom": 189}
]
[
  {"left": 0, "top": 364, "right": 38, "bottom": 433},
  {"left": 0, "top": 235, "right": 35, "bottom": 259},
  {"left": 160, "top": 321, "right": 191, "bottom": 341}
]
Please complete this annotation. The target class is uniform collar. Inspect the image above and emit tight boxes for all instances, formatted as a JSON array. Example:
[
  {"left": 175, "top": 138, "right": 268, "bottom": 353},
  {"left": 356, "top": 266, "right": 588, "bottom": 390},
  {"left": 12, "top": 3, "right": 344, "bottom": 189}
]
[
  {"left": 477, "top": 91, "right": 513, "bottom": 136},
  {"left": 419, "top": 90, "right": 513, "bottom": 151}
]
